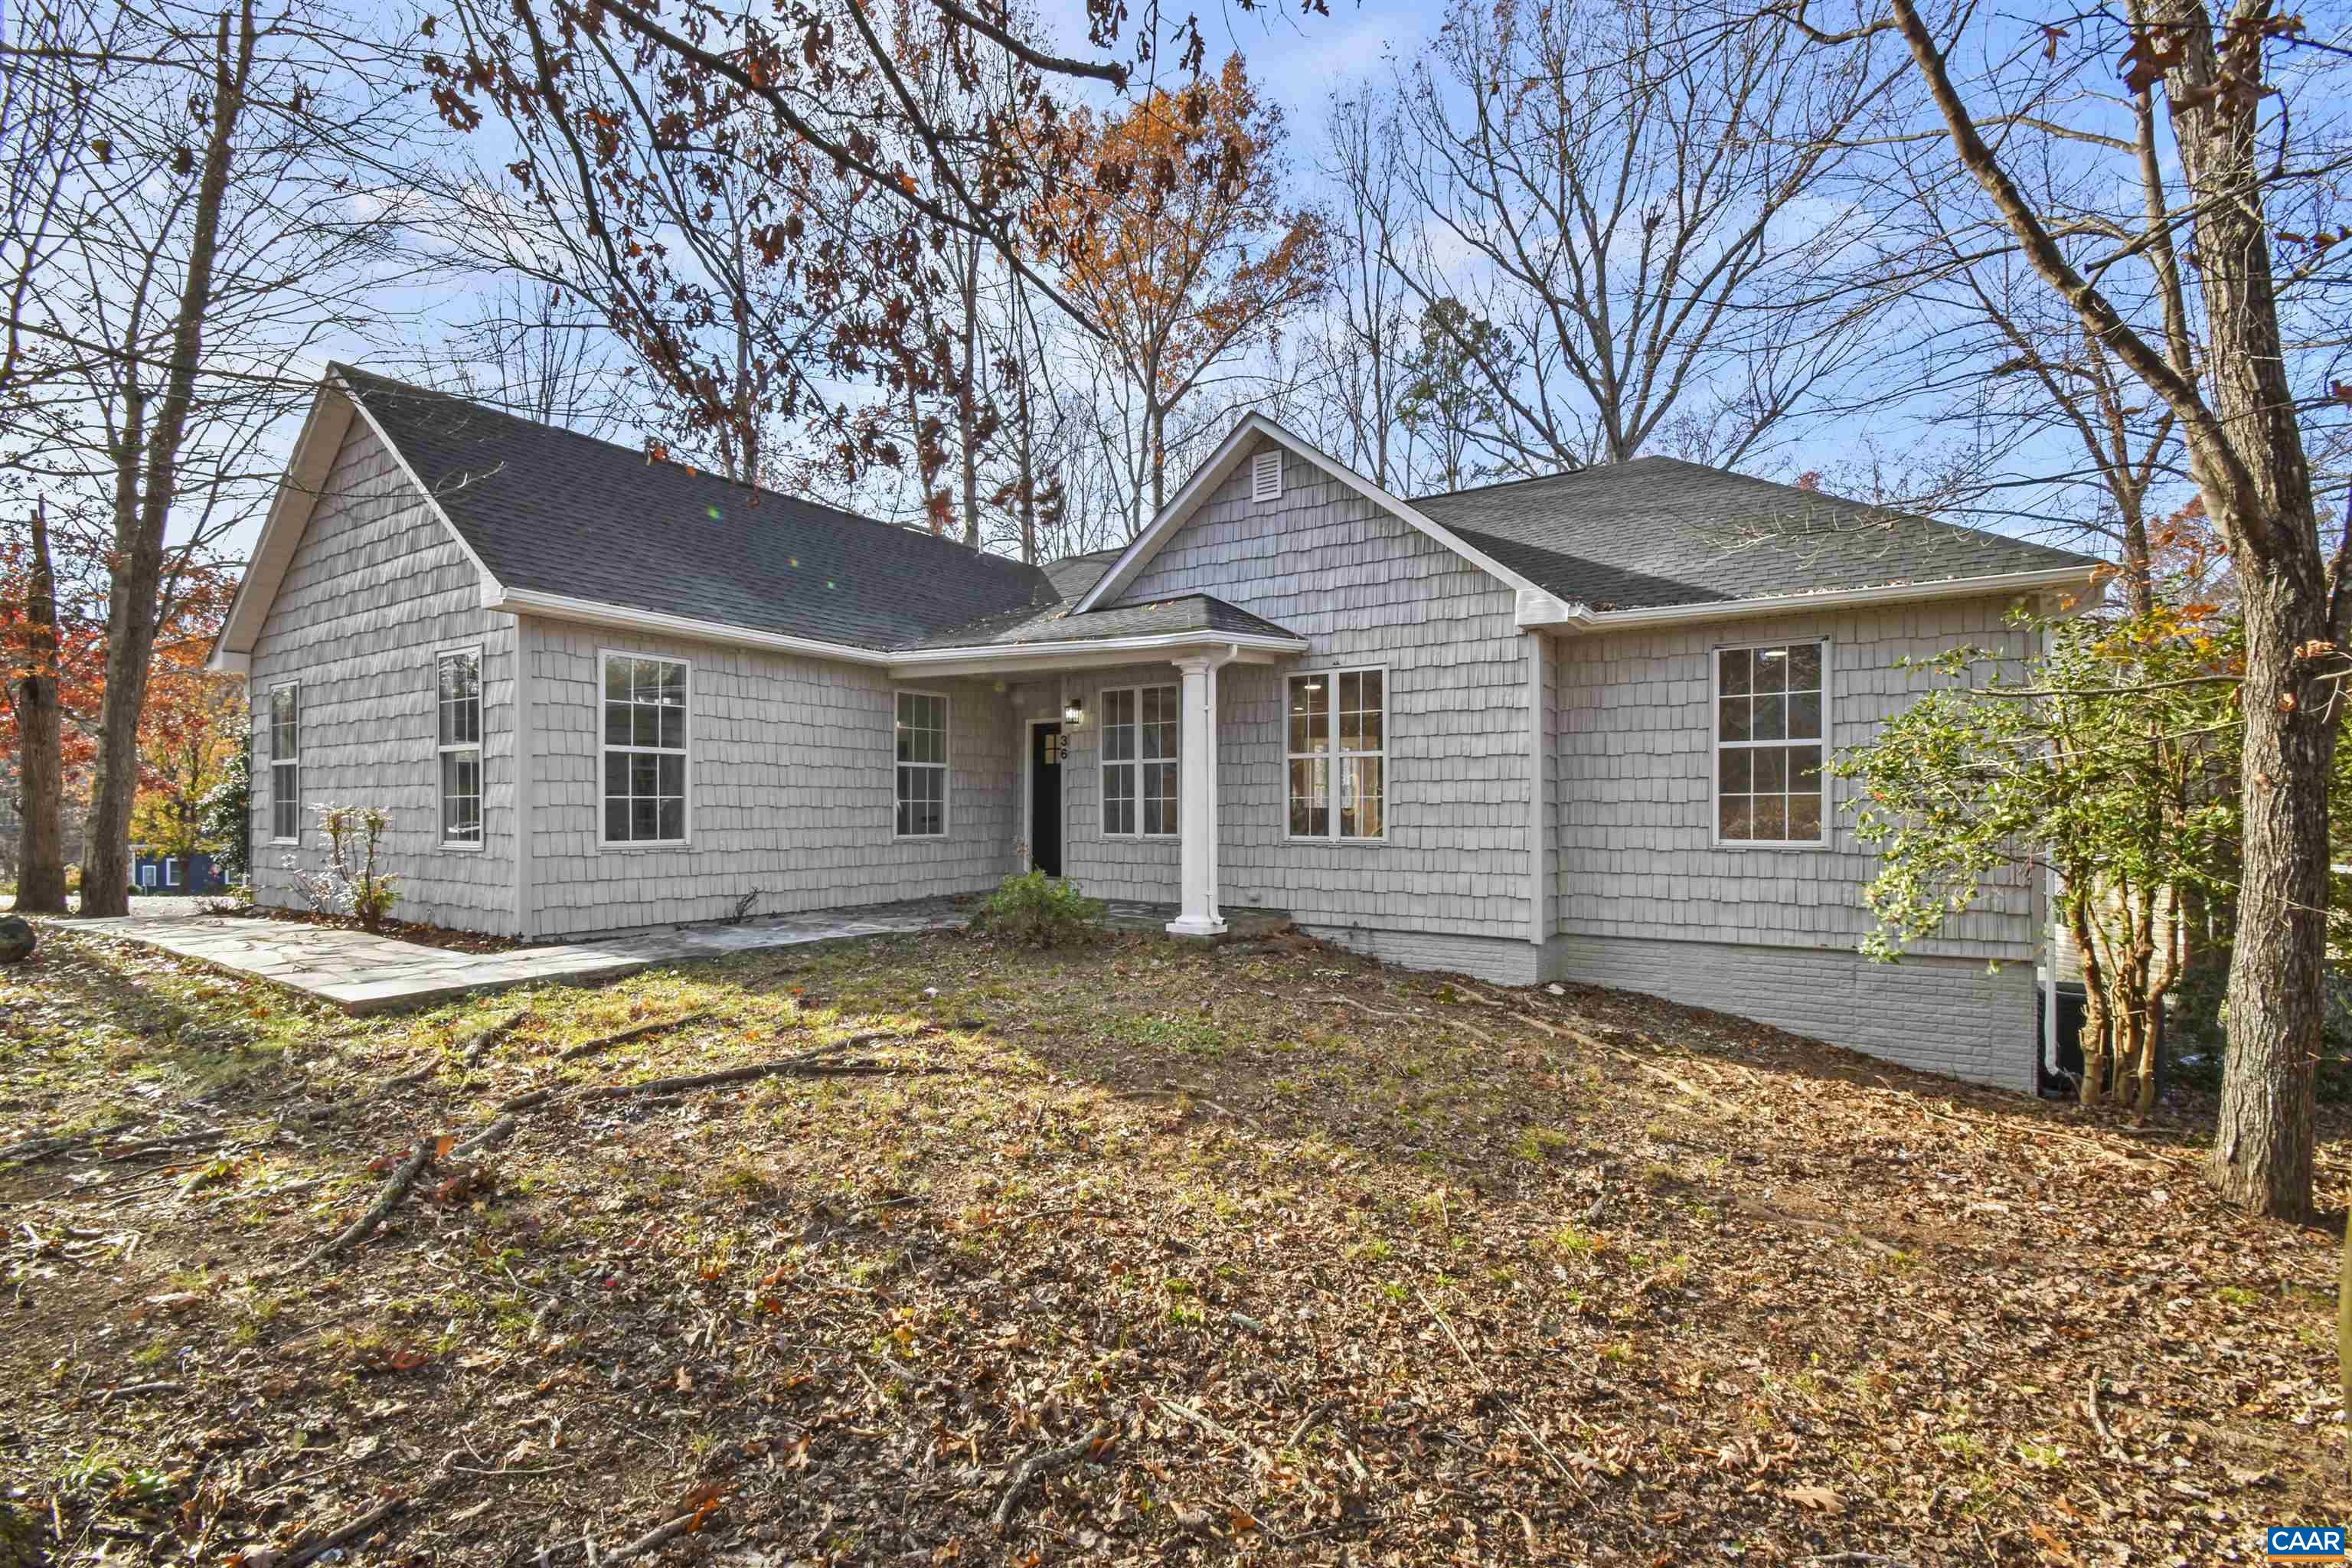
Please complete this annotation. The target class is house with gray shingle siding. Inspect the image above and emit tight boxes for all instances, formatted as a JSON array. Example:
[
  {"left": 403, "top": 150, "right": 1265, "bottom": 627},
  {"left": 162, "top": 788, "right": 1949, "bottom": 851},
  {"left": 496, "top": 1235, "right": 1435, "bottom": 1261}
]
[{"left": 214, "top": 366, "right": 2102, "bottom": 1091}]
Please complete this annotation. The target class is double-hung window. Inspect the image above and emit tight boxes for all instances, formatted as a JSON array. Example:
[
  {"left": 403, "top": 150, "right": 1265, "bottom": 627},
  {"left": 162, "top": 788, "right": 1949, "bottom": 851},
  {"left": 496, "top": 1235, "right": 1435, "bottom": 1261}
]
[
  {"left": 895, "top": 691, "right": 949, "bottom": 837},
  {"left": 436, "top": 648, "right": 483, "bottom": 847},
  {"left": 164, "top": 858, "right": 181, "bottom": 888},
  {"left": 1101, "top": 684, "right": 1179, "bottom": 837},
  {"left": 1714, "top": 640, "right": 1826, "bottom": 844},
  {"left": 602, "top": 653, "right": 688, "bottom": 844},
  {"left": 268, "top": 682, "right": 301, "bottom": 843},
  {"left": 1287, "top": 668, "right": 1386, "bottom": 839}
]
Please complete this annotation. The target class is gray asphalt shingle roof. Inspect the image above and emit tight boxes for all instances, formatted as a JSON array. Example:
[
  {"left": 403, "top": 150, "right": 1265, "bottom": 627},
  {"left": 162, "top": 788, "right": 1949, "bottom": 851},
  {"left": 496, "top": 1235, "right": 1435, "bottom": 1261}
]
[
  {"left": 336, "top": 364, "right": 1057, "bottom": 651},
  {"left": 903, "top": 593, "right": 1302, "bottom": 650},
  {"left": 1040, "top": 549, "right": 1122, "bottom": 601},
  {"left": 1413, "top": 456, "right": 2097, "bottom": 611}
]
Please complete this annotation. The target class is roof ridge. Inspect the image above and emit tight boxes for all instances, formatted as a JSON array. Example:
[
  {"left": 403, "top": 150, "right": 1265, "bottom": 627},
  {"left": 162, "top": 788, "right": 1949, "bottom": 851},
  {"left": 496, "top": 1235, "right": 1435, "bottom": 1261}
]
[
  {"left": 328, "top": 360, "right": 1018, "bottom": 567},
  {"left": 1413, "top": 462, "right": 1638, "bottom": 502}
]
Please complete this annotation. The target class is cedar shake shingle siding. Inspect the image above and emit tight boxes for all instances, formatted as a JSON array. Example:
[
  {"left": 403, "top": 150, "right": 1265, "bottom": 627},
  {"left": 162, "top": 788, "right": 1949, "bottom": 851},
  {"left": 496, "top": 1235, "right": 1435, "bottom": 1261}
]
[
  {"left": 518, "top": 626, "right": 1018, "bottom": 938},
  {"left": 1550, "top": 595, "right": 2036, "bottom": 959},
  {"left": 1542, "top": 594, "right": 2043, "bottom": 1089},
  {"left": 225, "top": 373, "right": 2092, "bottom": 1088},
  {"left": 247, "top": 417, "right": 518, "bottom": 928},
  {"left": 1103, "top": 437, "right": 1537, "bottom": 952}
]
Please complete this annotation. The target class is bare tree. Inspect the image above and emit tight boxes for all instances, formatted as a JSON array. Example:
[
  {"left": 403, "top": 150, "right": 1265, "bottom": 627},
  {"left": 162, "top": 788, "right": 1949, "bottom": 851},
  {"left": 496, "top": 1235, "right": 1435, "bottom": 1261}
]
[
  {"left": 2, "top": 0, "right": 432, "bottom": 916},
  {"left": 1293, "top": 91, "right": 1420, "bottom": 493},
  {"left": 394, "top": 279, "right": 635, "bottom": 439},
  {"left": 1769, "top": 0, "right": 2350, "bottom": 1217},
  {"left": 1366, "top": 0, "right": 1900, "bottom": 478}
]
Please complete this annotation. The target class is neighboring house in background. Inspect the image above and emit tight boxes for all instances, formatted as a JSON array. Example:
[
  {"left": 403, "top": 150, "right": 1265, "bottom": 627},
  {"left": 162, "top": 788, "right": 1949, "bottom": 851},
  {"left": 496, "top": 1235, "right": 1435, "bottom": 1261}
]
[
  {"left": 211, "top": 367, "right": 2101, "bottom": 1090},
  {"left": 131, "top": 848, "right": 229, "bottom": 894}
]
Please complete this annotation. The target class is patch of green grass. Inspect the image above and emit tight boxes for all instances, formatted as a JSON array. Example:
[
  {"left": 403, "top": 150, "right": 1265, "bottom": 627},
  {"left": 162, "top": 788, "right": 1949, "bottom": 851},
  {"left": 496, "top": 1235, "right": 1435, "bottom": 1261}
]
[{"left": 1514, "top": 1125, "right": 1570, "bottom": 1161}]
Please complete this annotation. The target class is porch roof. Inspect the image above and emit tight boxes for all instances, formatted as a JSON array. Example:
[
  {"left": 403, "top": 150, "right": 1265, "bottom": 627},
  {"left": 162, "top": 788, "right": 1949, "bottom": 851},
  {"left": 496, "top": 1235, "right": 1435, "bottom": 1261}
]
[{"left": 900, "top": 593, "right": 1302, "bottom": 651}]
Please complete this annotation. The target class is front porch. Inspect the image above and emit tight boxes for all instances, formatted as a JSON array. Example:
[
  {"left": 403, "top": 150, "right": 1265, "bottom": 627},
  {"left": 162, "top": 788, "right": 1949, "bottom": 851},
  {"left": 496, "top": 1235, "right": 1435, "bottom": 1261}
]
[
  {"left": 1097, "top": 900, "right": 1295, "bottom": 942},
  {"left": 913, "top": 629, "right": 1311, "bottom": 943}
]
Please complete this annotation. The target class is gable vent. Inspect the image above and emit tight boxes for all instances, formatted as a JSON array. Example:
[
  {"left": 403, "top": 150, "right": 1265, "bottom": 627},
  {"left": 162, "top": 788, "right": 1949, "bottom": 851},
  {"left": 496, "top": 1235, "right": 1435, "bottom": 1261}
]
[{"left": 1250, "top": 449, "right": 1282, "bottom": 504}]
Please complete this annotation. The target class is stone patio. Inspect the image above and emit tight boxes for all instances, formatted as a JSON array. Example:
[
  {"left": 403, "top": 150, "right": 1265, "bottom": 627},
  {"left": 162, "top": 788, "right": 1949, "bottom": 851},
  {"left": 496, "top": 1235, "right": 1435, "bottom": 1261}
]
[
  {"left": 57, "top": 896, "right": 1295, "bottom": 1014},
  {"left": 60, "top": 896, "right": 977, "bottom": 1014}
]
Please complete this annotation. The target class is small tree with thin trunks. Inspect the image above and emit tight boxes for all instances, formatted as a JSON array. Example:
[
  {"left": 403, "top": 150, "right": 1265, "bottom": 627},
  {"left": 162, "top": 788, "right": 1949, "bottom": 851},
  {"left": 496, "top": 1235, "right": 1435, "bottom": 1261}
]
[{"left": 1834, "top": 607, "right": 2243, "bottom": 1112}]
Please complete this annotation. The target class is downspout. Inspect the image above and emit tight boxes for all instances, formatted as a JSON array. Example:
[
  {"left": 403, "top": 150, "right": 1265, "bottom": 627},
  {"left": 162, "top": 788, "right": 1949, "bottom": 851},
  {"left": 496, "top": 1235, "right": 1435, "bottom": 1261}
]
[
  {"left": 512, "top": 616, "right": 536, "bottom": 940},
  {"left": 1526, "top": 632, "right": 1550, "bottom": 957}
]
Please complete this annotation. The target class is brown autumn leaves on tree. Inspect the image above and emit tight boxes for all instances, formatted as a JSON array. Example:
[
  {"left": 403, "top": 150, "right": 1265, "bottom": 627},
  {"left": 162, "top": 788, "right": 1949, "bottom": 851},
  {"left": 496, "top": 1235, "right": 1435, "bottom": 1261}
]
[
  {"left": 1032, "top": 58, "right": 1330, "bottom": 533},
  {"left": 423, "top": 0, "right": 1325, "bottom": 554}
]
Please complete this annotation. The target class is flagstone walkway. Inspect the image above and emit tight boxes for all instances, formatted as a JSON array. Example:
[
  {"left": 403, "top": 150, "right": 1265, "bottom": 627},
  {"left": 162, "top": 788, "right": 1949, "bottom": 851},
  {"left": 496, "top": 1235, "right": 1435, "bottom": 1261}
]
[{"left": 61, "top": 896, "right": 976, "bottom": 1014}]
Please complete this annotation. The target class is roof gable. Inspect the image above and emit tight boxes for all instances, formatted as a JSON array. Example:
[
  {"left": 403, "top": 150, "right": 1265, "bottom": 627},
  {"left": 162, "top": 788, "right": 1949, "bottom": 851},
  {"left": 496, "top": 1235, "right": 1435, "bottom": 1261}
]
[
  {"left": 212, "top": 383, "right": 360, "bottom": 668},
  {"left": 1073, "top": 414, "right": 1557, "bottom": 616}
]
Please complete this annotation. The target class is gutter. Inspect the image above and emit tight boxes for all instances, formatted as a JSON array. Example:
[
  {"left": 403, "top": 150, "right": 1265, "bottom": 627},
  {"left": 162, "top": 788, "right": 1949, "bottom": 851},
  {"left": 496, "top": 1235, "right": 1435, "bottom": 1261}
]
[
  {"left": 1515, "top": 566, "right": 2103, "bottom": 633},
  {"left": 482, "top": 585, "right": 1309, "bottom": 671}
]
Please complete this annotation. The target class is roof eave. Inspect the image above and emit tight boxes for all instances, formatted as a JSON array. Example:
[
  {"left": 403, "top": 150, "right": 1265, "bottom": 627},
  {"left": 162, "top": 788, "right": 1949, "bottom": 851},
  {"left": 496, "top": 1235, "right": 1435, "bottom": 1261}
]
[
  {"left": 485, "top": 584, "right": 1312, "bottom": 675},
  {"left": 485, "top": 585, "right": 894, "bottom": 664},
  {"left": 1518, "top": 565, "right": 2105, "bottom": 632},
  {"left": 884, "top": 630, "right": 1309, "bottom": 681},
  {"left": 208, "top": 381, "right": 357, "bottom": 670}
]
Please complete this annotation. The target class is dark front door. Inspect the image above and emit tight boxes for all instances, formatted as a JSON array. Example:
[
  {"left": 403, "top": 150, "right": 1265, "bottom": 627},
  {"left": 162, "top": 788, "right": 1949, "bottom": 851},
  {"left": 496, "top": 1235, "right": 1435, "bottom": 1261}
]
[{"left": 1031, "top": 724, "right": 1063, "bottom": 877}]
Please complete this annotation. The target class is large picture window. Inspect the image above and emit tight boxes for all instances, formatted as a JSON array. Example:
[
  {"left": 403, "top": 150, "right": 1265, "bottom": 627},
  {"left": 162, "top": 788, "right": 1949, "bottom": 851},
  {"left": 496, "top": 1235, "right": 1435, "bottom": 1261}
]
[
  {"left": 1102, "top": 684, "right": 1179, "bottom": 837},
  {"left": 436, "top": 648, "right": 483, "bottom": 847},
  {"left": 601, "top": 653, "right": 688, "bottom": 845},
  {"left": 1288, "top": 668, "right": 1385, "bottom": 840},
  {"left": 1715, "top": 641, "right": 1826, "bottom": 844},
  {"left": 269, "top": 682, "right": 301, "bottom": 842},
  {"left": 895, "top": 691, "right": 949, "bottom": 837}
]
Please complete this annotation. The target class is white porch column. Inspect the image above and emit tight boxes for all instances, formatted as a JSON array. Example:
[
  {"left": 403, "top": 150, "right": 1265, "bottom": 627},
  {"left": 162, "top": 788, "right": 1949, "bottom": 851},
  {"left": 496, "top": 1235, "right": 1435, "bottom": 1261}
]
[{"left": 1166, "top": 654, "right": 1227, "bottom": 936}]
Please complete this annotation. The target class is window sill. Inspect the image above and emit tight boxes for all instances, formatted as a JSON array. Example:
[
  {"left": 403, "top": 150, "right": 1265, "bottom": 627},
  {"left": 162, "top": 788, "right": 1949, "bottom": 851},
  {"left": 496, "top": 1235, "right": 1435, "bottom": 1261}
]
[
  {"left": 1282, "top": 835, "right": 1389, "bottom": 847},
  {"left": 1710, "top": 838, "right": 1831, "bottom": 851},
  {"left": 892, "top": 833, "right": 950, "bottom": 843},
  {"left": 439, "top": 841, "right": 487, "bottom": 853},
  {"left": 1102, "top": 833, "right": 1181, "bottom": 843},
  {"left": 600, "top": 839, "right": 691, "bottom": 851}
]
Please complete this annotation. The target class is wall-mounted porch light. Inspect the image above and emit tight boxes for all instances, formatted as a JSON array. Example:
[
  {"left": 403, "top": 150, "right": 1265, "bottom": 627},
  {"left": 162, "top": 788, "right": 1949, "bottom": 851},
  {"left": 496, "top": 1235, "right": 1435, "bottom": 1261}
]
[{"left": 1062, "top": 694, "right": 1086, "bottom": 729}]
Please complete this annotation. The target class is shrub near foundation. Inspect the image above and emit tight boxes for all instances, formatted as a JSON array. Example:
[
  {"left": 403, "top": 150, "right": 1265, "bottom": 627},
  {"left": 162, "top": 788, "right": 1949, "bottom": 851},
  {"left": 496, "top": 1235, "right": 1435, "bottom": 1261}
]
[{"left": 968, "top": 870, "right": 1105, "bottom": 949}]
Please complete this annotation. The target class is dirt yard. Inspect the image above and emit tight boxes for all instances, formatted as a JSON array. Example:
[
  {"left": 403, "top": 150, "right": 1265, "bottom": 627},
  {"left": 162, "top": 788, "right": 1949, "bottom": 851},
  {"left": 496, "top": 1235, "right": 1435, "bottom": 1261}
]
[{"left": 1, "top": 920, "right": 2344, "bottom": 1566}]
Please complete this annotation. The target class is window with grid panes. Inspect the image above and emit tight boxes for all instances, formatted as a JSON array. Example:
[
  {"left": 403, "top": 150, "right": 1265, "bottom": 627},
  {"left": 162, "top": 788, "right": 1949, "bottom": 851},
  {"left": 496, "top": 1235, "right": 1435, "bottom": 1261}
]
[{"left": 1714, "top": 641, "right": 1825, "bottom": 844}]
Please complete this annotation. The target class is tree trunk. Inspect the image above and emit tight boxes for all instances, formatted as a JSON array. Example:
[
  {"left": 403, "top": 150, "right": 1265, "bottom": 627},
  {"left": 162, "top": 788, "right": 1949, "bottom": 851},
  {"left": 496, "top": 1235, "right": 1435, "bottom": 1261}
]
[
  {"left": 2338, "top": 1191, "right": 2351, "bottom": 1463},
  {"left": 2153, "top": 0, "right": 2332, "bottom": 1222},
  {"left": 78, "top": 0, "right": 253, "bottom": 920},
  {"left": 2210, "top": 577, "right": 2328, "bottom": 1218},
  {"left": 959, "top": 236, "right": 982, "bottom": 550},
  {"left": 2069, "top": 894, "right": 2111, "bottom": 1107},
  {"left": 1014, "top": 369, "right": 1038, "bottom": 566},
  {"left": 9, "top": 504, "right": 67, "bottom": 913}
]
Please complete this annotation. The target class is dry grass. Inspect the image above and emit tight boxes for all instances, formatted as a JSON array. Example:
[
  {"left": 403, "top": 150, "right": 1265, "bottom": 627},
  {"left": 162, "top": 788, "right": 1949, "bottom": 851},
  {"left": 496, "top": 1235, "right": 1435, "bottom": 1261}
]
[{"left": 2, "top": 920, "right": 2345, "bottom": 1566}]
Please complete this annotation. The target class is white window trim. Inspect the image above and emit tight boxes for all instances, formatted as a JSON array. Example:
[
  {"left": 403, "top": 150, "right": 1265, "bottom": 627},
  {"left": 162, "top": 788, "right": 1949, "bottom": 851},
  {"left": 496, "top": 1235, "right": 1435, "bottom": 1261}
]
[
  {"left": 1099, "top": 682, "right": 1181, "bottom": 840},
  {"left": 598, "top": 648, "right": 692, "bottom": 849},
  {"left": 1285, "top": 663, "right": 1390, "bottom": 844},
  {"left": 1709, "top": 636, "right": 1831, "bottom": 849},
  {"left": 268, "top": 680, "right": 301, "bottom": 845},
  {"left": 893, "top": 688, "right": 952, "bottom": 840},
  {"left": 139, "top": 863, "right": 158, "bottom": 889},
  {"left": 436, "top": 644, "right": 486, "bottom": 851},
  {"left": 163, "top": 857, "right": 181, "bottom": 887}
]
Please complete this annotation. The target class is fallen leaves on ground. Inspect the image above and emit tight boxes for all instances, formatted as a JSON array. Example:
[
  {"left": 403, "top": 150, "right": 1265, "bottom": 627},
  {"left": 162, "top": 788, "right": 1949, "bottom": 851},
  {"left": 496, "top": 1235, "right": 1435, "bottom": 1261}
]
[{"left": 1, "top": 921, "right": 2345, "bottom": 1566}]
